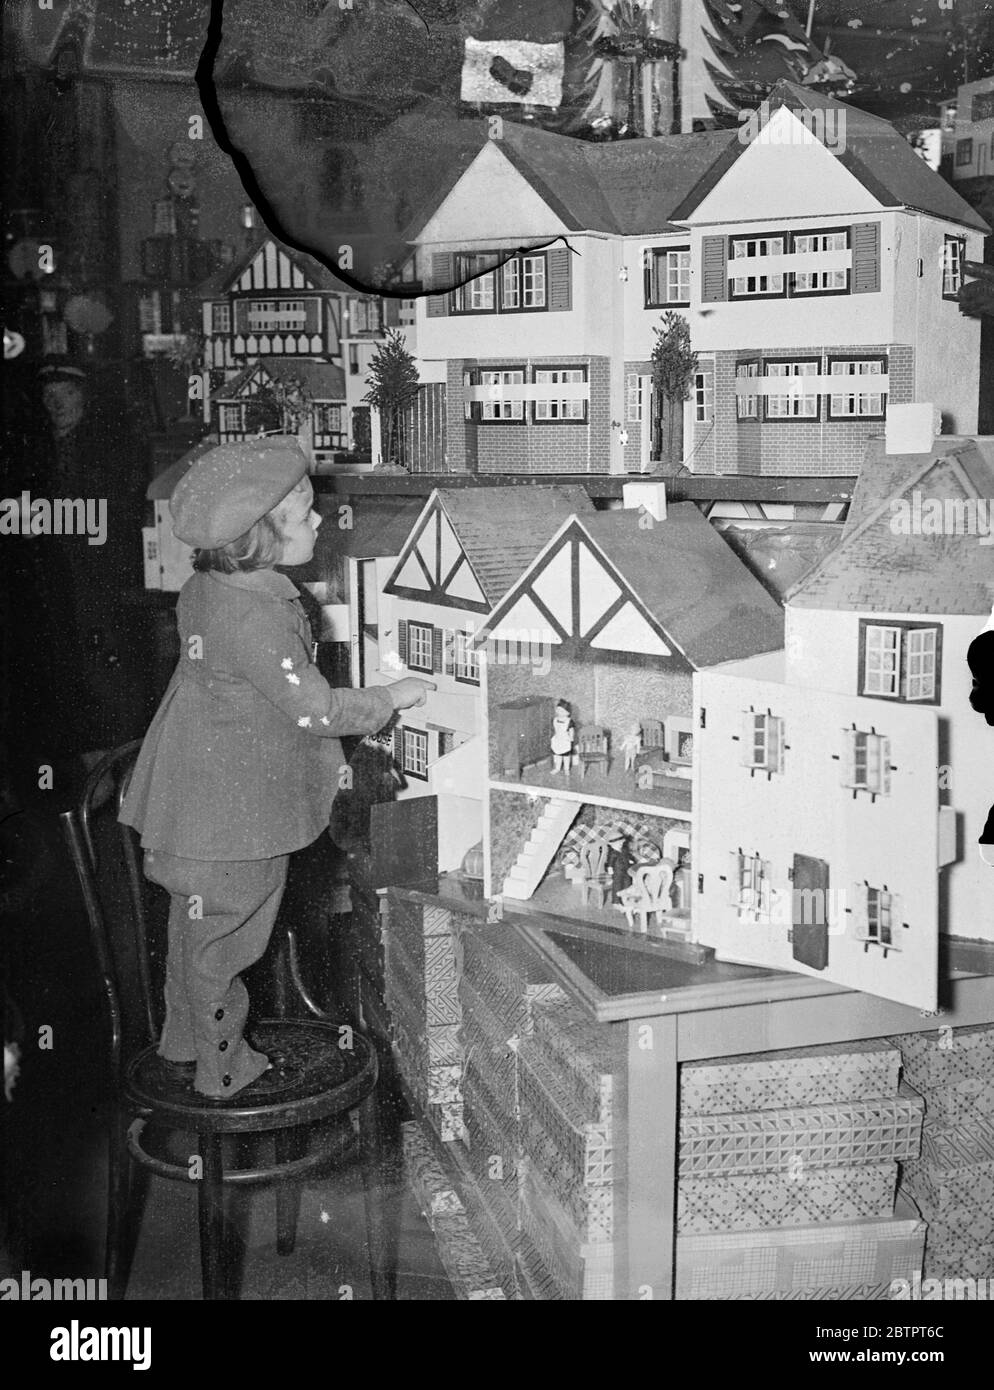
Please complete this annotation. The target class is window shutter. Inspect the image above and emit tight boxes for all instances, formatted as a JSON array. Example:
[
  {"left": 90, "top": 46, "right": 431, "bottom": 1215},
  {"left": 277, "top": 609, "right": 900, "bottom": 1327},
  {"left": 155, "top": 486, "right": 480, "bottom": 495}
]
[
  {"left": 728, "top": 850, "right": 743, "bottom": 907},
  {"left": 304, "top": 298, "right": 321, "bottom": 333},
  {"left": 426, "top": 253, "right": 453, "bottom": 317},
  {"left": 841, "top": 729, "right": 856, "bottom": 787},
  {"left": 383, "top": 298, "right": 401, "bottom": 327},
  {"left": 234, "top": 300, "right": 250, "bottom": 334},
  {"left": 393, "top": 727, "right": 403, "bottom": 768},
  {"left": 547, "top": 246, "right": 572, "bottom": 311},
  {"left": 851, "top": 882, "right": 870, "bottom": 938},
  {"left": 701, "top": 235, "right": 728, "bottom": 302},
  {"left": 432, "top": 626, "right": 443, "bottom": 674},
  {"left": 443, "top": 630, "right": 456, "bottom": 676},
  {"left": 397, "top": 619, "right": 409, "bottom": 667},
  {"left": 879, "top": 737, "right": 892, "bottom": 796},
  {"left": 741, "top": 710, "right": 758, "bottom": 768},
  {"left": 852, "top": 222, "right": 880, "bottom": 294}
]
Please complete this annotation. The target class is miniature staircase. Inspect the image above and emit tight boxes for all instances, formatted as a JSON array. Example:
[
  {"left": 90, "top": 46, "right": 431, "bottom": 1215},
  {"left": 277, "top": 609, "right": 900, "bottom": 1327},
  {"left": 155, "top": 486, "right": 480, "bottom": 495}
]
[{"left": 501, "top": 798, "right": 581, "bottom": 901}]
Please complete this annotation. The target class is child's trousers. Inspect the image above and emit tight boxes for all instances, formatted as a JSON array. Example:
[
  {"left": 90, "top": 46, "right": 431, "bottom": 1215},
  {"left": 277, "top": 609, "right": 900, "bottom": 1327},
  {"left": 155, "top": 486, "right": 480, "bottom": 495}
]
[{"left": 143, "top": 850, "right": 289, "bottom": 1098}]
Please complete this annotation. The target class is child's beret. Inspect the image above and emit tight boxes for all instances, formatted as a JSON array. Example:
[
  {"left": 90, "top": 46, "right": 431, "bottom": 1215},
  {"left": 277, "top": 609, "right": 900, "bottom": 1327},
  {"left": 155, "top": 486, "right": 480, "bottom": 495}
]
[{"left": 170, "top": 437, "right": 308, "bottom": 547}]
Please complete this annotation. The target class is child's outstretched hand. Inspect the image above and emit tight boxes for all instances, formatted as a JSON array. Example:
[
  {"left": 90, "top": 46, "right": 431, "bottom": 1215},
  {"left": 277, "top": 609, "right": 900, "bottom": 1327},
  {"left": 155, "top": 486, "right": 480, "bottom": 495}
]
[{"left": 389, "top": 677, "right": 436, "bottom": 710}]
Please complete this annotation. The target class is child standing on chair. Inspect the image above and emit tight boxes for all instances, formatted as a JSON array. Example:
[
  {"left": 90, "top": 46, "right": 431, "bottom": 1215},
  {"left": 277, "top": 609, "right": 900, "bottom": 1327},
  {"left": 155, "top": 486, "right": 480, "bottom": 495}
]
[{"left": 120, "top": 439, "right": 433, "bottom": 1099}]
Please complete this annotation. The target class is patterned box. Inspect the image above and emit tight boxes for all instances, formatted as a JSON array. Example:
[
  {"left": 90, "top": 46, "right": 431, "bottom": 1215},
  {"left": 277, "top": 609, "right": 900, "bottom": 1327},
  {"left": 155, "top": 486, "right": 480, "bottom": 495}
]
[
  {"left": 460, "top": 927, "right": 567, "bottom": 1035},
  {"left": 678, "top": 1082, "right": 924, "bottom": 1177},
  {"left": 519, "top": 1161, "right": 614, "bottom": 1301},
  {"left": 680, "top": 1040, "right": 902, "bottom": 1117},
  {"left": 458, "top": 1166, "right": 519, "bottom": 1298},
  {"left": 890, "top": 1025, "right": 994, "bottom": 1093},
  {"left": 458, "top": 976, "right": 521, "bottom": 1117},
  {"left": 463, "top": 1066, "right": 522, "bottom": 1217},
  {"left": 675, "top": 1196, "right": 926, "bottom": 1300},
  {"left": 401, "top": 1120, "right": 505, "bottom": 1300},
  {"left": 529, "top": 999, "right": 620, "bottom": 1126},
  {"left": 677, "top": 1162, "right": 898, "bottom": 1235},
  {"left": 924, "top": 1079, "right": 994, "bottom": 1127},
  {"left": 518, "top": 1041, "right": 613, "bottom": 1189},
  {"left": 903, "top": 1117, "right": 994, "bottom": 1250}
]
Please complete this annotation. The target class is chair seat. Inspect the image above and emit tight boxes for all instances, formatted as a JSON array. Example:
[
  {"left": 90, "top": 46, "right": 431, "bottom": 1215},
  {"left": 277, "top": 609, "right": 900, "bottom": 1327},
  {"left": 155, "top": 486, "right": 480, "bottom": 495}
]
[{"left": 123, "top": 1019, "right": 377, "bottom": 1133}]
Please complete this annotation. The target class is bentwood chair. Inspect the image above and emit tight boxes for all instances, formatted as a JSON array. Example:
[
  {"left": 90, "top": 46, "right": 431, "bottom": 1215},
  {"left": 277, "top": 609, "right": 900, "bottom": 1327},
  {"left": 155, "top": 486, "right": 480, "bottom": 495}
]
[{"left": 59, "top": 742, "right": 394, "bottom": 1301}]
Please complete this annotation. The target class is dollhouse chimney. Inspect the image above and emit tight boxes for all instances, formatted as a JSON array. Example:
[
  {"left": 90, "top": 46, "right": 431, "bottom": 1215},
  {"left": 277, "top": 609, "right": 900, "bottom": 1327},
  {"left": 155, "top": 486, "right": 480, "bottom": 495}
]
[
  {"left": 885, "top": 403, "right": 936, "bottom": 455},
  {"left": 622, "top": 482, "right": 668, "bottom": 522}
]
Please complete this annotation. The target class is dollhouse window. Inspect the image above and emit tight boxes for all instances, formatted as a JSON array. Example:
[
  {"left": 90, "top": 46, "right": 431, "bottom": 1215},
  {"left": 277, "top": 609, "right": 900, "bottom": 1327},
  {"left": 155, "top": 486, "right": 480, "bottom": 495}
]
[
  {"left": 626, "top": 375, "right": 644, "bottom": 422},
  {"left": 791, "top": 230, "right": 849, "bottom": 294},
  {"left": 764, "top": 360, "right": 819, "bottom": 420},
  {"left": 730, "top": 235, "right": 785, "bottom": 297},
  {"left": 314, "top": 404, "right": 344, "bottom": 436},
  {"left": 211, "top": 303, "right": 231, "bottom": 333},
  {"left": 731, "top": 852, "right": 773, "bottom": 919},
  {"left": 693, "top": 371, "right": 713, "bottom": 423},
  {"left": 955, "top": 138, "right": 973, "bottom": 167},
  {"left": 407, "top": 622, "right": 434, "bottom": 673},
  {"left": 247, "top": 299, "right": 307, "bottom": 331},
  {"left": 841, "top": 730, "right": 891, "bottom": 796},
  {"left": 942, "top": 237, "right": 966, "bottom": 298},
  {"left": 643, "top": 247, "right": 690, "bottom": 306},
  {"left": 501, "top": 253, "right": 547, "bottom": 310},
  {"left": 219, "top": 404, "right": 245, "bottom": 434},
  {"left": 349, "top": 298, "right": 382, "bottom": 333},
  {"left": 742, "top": 712, "right": 785, "bottom": 775},
  {"left": 852, "top": 884, "right": 905, "bottom": 955},
  {"left": 452, "top": 254, "right": 497, "bottom": 312},
  {"left": 735, "top": 361, "right": 759, "bottom": 420},
  {"left": 859, "top": 621, "right": 940, "bottom": 703},
  {"left": 400, "top": 727, "right": 429, "bottom": 780},
  {"left": 533, "top": 367, "right": 587, "bottom": 421},
  {"left": 480, "top": 369, "right": 525, "bottom": 420},
  {"left": 454, "top": 631, "right": 480, "bottom": 684},
  {"left": 827, "top": 357, "right": 886, "bottom": 419}
]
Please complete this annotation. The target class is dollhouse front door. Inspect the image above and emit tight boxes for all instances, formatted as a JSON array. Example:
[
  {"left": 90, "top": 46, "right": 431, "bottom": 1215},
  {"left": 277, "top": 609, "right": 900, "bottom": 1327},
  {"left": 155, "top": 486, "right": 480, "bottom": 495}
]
[{"left": 790, "top": 854, "right": 830, "bottom": 971}]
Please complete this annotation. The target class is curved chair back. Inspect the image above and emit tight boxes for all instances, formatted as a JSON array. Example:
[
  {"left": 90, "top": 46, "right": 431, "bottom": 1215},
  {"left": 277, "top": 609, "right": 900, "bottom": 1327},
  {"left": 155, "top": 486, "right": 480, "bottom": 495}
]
[
  {"left": 59, "top": 741, "right": 165, "bottom": 1082},
  {"left": 579, "top": 841, "right": 608, "bottom": 879}
]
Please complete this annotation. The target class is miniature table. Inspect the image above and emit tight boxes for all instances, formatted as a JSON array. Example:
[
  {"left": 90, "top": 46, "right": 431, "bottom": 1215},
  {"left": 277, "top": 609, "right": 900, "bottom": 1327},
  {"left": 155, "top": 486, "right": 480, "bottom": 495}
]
[{"left": 379, "top": 880, "right": 994, "bottom": 1301}]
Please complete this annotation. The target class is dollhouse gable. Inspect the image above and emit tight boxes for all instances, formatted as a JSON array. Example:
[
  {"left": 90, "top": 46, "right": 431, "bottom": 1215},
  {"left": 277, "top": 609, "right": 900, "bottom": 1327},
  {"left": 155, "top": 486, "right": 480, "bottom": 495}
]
[
  {"left": 383, "top": 485, "right": 593, "bottom": 617},
  {"left": 674, "top": 81, "right": 988, "bottom": 232},
  {"left": 477, "top": 504, "right": 784, "bottom": 664}
]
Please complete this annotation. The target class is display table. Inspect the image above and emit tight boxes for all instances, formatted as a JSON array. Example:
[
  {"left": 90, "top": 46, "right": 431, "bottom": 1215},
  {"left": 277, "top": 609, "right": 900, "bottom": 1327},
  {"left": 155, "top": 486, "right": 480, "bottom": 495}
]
[{"left": 377, "top": 878, "right": 994, "bottom": 1301}]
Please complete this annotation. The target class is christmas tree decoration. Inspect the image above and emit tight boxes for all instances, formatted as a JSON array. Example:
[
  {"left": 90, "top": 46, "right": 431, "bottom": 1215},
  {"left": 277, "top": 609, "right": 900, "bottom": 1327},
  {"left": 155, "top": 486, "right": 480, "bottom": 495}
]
[{"left": 577, "top": 0, "right": 683, "bottom": 137}]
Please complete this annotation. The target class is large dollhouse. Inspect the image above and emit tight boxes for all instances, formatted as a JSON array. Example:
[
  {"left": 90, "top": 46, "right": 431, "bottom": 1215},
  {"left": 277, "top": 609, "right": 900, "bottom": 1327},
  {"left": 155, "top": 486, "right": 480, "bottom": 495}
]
[
  {"left": 196, "top": 234, "right": 414, "bottom": 465},
  {"left": 471, "top": 483, "right": 784, "bottom": 940},
  {"left": 693, "top": 433, "right": 994, "bottom": 1011},
  {"left": 406, "top": 81, "right": 987, "bottom": 484}
]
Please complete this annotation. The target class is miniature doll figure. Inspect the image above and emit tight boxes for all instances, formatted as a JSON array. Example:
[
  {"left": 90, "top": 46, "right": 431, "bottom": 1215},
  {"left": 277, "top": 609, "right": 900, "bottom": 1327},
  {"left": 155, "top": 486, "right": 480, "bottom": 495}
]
[
  {"left": 620, "top": 721, "right": 643, "bottom": 772},
  {"left": 120, "top": 438, "right": 434, "bottom": 1098},
  {"left": 606, "top": 832, "right": 635, "bottom": 906},
  {"left": 550, "top": 698, "right": 576, "bottom": 775}
]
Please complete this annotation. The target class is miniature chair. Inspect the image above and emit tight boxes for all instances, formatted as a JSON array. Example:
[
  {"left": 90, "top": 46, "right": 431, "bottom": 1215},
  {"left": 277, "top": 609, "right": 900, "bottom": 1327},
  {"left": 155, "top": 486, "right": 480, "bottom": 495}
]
[
  {"left": 577, "top": 726, "right": 610, "bottom": 779},
  {"left": 618, "top": 861, "right": 676, "bottom": 934},
  {"left": 59, "top": 742, "right": 393, "bottom": 1302},
  {"left": 639, "top": 719, "right": 665, "bottom": 750},
  {"left": 578, "top": 841, "right": 612, "bottom": 909}
]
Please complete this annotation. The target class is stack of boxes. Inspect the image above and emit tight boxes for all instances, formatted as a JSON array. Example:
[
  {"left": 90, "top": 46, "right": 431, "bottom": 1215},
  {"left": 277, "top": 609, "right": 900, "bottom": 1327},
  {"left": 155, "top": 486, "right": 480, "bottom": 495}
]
[
  {"left": 891, "top": 1025, "right": 994, "bottom": 1280},
  {"left": 675, "top": 1042, "right": 927, "bottom": 1299},
  {"left": 382, "top": 898, "right": 466, "bottom": 1143}
]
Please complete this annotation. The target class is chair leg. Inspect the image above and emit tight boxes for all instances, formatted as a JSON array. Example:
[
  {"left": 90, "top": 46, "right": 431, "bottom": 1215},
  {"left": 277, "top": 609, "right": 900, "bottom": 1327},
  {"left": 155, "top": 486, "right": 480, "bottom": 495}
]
[
  {"left": 275, "top": 1128, "right": 306, "bottom": 1256},
  {"left": 358, "top": 1090, "right": 396, "bottom": 1301},
  {"left": 105, "top": 1107, "right": 134, "bottom": 1300},
  {"left": 197, "top": 1132, "right": 229, "bottom": 1300}
]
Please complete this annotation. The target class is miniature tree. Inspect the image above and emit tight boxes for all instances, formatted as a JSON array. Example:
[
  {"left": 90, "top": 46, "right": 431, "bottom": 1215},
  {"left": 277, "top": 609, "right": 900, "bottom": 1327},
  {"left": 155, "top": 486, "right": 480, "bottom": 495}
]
[
  {"left": 650, "top": 310, "right": 697, "bottom": 467},
  {"left": 363, "top": 328, "right": 420, "bottom": 465}
]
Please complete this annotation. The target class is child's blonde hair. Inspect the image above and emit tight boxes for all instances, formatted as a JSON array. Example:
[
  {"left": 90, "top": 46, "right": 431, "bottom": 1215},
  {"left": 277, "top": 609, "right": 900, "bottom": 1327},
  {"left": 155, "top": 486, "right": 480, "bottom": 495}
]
[{"left": 192, "top": 478, "right": 309, "bottom": 574}]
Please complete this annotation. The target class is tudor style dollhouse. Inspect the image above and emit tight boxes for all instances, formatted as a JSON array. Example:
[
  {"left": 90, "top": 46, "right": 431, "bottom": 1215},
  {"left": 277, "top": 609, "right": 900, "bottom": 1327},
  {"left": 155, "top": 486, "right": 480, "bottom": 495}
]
[
  {"left": 196, "top": 234, "right": 414, "bottom": 465},
  {"left": 693, "top": 434, "right": 994, "bottom": 1012},
  {"left": 353, "top": 485, "right": 593, "bottom": 870},
  {"left": 407, "top": 81, "right": 988, "bottom": 480},
  {"left": 471, "top": 484, "right": 784, "bottom": 933}
]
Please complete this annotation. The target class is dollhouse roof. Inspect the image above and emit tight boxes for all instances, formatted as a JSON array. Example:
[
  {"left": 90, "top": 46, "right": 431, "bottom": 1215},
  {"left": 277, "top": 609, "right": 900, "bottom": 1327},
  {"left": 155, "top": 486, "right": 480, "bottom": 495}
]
[
  {"left": 786, "top": 437, "right": 994, "bottom": 614},
  {"left": 580, "top": 506, "right": 785, "bottom": 666},
  {"left": 671, "top": 81, "right": 990, "bottom": 233},
  {"left": 407, "top": 122, "right": 736, "bottom": 239},
  {"left": 435, "top": 485, "right": 595, "bottom": 604},
  {"left": 330, "top": 496, "right": 427, "bottom": 560},
  {"left": 210, "top": 358, "right": 346, "bottom": 403},
  {"left": 196, "top": 236, "right": 349, "bottom": 299},
  {"left": 478, "top": 503, "right": 785, "bottom": 666}
]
